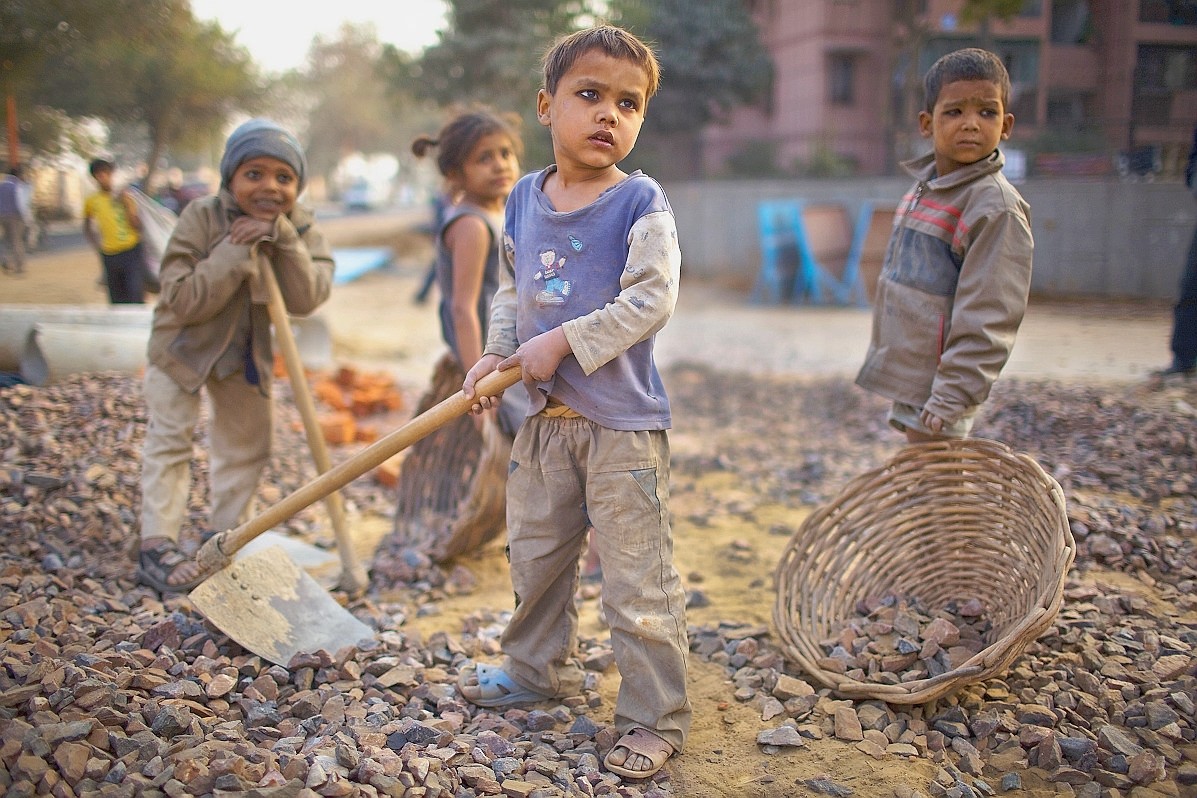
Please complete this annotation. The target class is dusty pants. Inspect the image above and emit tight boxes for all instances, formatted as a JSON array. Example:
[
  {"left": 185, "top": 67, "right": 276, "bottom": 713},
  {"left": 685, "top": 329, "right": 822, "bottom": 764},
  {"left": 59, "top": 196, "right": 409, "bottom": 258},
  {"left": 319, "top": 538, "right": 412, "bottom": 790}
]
[
  {"left": 500, "top": 413, "right": 691, "bottom": 753},
  {"left": 0, "top": 217, "right": 27, "bottom": 273},
  {"left": 140, "top": 364, "right": 271, "bottom": 542}
]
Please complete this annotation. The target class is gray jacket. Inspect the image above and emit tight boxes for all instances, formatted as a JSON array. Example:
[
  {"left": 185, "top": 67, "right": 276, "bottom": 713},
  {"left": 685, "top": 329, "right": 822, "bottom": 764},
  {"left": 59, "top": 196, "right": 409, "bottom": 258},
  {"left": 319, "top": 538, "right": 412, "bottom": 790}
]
[
  {"left": 146, "top": 191, "right": 334, "bottom": 394},
  {"left": 856, "top": 150, "right": 1033, "bottom": 423}
]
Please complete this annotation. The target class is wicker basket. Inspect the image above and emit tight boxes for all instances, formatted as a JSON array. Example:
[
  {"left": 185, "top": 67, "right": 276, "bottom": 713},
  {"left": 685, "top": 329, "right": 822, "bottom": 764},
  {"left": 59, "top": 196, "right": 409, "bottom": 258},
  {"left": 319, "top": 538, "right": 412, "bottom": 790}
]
[{"left": 773, "top": 437, "right": 1074, "bottom": 705}]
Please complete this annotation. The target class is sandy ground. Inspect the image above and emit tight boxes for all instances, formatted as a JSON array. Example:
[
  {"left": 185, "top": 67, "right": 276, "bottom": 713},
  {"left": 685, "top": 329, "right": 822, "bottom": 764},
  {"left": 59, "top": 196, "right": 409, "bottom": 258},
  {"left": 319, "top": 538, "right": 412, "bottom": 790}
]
[{"left": 0, "top": 211, "right": 1179, "bottom": 797}]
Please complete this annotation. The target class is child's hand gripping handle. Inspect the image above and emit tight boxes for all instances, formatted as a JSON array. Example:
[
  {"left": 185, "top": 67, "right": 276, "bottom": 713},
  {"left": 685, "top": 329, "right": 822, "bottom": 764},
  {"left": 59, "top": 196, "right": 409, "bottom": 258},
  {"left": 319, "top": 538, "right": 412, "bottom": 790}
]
[{"left": 195, "top": 366, "right": 523, "bottom": 580}]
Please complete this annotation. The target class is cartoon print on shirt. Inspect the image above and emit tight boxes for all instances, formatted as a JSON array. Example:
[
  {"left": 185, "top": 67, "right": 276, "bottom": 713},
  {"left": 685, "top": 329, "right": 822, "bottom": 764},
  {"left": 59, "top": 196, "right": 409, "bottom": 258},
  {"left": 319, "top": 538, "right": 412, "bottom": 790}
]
[{"left": 534, "top": 248, "right": 573, "bottom": 307}]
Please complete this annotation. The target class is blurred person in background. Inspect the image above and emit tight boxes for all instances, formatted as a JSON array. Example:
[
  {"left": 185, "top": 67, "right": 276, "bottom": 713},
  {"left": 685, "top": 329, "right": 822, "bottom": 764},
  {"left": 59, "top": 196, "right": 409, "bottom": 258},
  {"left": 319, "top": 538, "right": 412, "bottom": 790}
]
[{"left": 0, "top": 166, "right": 35, "bottom": 276}]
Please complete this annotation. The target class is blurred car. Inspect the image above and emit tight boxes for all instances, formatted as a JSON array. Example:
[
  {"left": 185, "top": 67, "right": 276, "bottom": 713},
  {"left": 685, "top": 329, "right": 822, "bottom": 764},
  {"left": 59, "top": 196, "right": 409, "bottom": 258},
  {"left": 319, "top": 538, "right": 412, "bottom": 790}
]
[{"left": 342, "top": 178, "right": 391, "bottom": 212}]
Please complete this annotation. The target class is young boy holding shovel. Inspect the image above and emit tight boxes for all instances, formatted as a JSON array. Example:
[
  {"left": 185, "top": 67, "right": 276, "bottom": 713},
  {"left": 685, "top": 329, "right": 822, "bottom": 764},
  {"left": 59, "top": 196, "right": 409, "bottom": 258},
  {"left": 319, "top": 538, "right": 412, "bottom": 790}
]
[
  {"left": 138, "top": 119, "right": 334, "bottom": 593},
  {"left": 458, "top": 25, "right": 689, "bottom": 781}
]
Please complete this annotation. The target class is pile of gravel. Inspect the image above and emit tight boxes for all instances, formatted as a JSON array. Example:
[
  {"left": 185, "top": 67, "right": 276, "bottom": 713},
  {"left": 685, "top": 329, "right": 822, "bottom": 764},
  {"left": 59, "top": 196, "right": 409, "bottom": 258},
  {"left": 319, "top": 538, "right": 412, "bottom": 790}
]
[{"left": 0, "top": 369, "right": 1193, "bottom": 797}]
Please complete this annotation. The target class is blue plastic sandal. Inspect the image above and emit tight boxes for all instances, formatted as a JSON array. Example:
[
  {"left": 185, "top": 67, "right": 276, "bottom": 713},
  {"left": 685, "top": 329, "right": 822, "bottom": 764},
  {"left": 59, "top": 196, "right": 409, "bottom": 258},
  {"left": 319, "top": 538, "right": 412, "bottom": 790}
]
[{"left": 458, "top": 661, "right": 548, "bottom": 708}]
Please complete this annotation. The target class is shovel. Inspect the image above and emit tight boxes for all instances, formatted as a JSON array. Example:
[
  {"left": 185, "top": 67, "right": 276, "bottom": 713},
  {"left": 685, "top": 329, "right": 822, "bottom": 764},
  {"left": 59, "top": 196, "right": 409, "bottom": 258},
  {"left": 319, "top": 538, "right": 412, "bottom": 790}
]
[
  {"left": 259, "top": 260, "right": 368, "bottom": 597},
  {"left": 190, "top": 364, "right": 522, "bottom": 663}
]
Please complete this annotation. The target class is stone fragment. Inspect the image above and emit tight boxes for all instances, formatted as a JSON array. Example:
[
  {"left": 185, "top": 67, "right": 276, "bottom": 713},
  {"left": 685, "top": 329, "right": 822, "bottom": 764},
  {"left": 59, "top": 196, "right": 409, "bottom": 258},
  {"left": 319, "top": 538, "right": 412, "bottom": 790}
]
[
  {"left": 756, "top": 726, "right": 805, "bottom": 748},
  {"left": 833, "top": 707, "right": 863, "bottom": 742}
]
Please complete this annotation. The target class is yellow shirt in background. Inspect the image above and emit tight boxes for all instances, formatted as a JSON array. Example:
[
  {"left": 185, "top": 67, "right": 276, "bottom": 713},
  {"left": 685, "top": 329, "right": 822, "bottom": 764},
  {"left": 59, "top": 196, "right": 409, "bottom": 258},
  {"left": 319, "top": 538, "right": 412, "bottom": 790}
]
[{"left": 83, "top": 191, "right": 140, "bottom": 255}]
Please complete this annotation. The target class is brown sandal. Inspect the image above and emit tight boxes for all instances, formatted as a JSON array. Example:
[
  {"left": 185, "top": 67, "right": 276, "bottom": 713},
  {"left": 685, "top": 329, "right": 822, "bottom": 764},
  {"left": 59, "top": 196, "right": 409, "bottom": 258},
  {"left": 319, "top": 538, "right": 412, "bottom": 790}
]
[
  {"left": 138, "top": 538, "right": 204, "bottom": 593},
  {"left": 604, "top": 727, "right": 674, "bottom": 779}
]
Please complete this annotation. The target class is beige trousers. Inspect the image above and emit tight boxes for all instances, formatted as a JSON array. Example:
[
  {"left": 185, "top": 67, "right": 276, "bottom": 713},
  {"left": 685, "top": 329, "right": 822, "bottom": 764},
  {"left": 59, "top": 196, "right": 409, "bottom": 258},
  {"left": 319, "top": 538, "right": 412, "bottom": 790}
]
[
  {"left": 140, "top": 364, "right": 271, "bottom": 542},
  {"left": 0, "top": 217, "right": 28, "bottom": 272},
  {"left": 500, "top": 413, "right": 691, "bottom": 752}
]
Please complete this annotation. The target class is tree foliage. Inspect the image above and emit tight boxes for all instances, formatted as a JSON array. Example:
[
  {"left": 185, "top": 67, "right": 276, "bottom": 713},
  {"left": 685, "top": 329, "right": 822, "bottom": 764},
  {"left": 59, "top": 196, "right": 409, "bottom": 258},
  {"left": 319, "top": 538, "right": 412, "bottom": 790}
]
[
  {"left": 296, "top": 22, "right": 439, "bottom": 182},
  {"left": 610, "top": 0, "right": 771, "bottom": 134},
  {"left": 400, "top": 0, "right": 771, "bottom": 177},
  {"left": 414, "top": 0, "right": 588, "bottom": 113},
  {"left": 6, "top": 0, "right": 258, "bottom": 183},
  {"left": 959, "top": 0, "right": 1026, "bottom": 26},
  {"left": 0, "top": 0, "right": 136, "bottom": 83},
  {"left": 408, "top": 0, "right": 596, "bottom": 167},
  {"left": 1, "top": 0, "right": 140, "bottom": 159}
]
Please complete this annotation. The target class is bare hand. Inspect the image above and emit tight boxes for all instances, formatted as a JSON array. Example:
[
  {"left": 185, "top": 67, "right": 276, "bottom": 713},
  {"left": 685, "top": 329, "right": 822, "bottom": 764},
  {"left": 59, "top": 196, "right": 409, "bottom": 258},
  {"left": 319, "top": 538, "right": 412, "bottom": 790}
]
[
  {"left": 919, "top": 409, "right": 946, "bottom": 434},
  {"left": 463, "top": 354, "right": 504, "bottom": 415},
  {"left": 501, "top": 328, "right": 571, "bottom": 386},
  {"left": 228, "top": 216, "right": 274, "bottom": 246}
]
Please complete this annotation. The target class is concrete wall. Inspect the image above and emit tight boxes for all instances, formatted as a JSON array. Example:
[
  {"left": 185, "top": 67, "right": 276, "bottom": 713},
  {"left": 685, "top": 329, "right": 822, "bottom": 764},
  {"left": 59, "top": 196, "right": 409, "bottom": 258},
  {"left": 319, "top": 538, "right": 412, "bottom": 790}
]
[{"left": 666, "top": 178, "right": 1195, "bottom": 300}]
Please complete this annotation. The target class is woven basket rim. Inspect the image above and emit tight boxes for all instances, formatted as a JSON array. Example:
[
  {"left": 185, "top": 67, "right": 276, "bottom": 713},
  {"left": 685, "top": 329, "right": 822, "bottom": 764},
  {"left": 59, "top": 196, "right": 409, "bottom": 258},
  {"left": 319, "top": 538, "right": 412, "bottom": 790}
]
[{"left": 772, "top": 437, "right": 1075, "bottom": 705}]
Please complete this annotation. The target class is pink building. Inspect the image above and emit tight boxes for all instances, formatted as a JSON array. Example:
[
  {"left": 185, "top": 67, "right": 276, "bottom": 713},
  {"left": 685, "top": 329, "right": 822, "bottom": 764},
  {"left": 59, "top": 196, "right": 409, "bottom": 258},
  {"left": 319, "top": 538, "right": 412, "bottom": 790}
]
[{"left": 700, "top": 0, "right": 1197, "bottom": 178}]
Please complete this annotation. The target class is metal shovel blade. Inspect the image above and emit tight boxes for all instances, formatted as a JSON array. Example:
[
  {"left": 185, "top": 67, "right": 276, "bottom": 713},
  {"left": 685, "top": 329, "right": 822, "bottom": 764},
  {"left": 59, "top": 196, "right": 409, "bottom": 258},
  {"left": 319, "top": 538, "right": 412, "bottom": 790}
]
[{"left": 189, "top": 545, "right": 373, "bottom": 666}]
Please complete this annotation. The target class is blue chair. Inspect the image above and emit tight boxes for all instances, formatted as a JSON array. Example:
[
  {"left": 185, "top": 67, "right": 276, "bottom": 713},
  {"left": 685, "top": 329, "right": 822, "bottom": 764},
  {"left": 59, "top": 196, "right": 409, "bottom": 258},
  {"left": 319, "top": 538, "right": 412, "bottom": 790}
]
[
  {"left": 755, "top": 199, "right": 897, "bottom": 306},
  {"left": 752, "top": 200, "right": 808, "bottom": 304},
  {"left": 796, "top": 202, "right": 856, "bottom": 305},
  {"left": 843, "top": 201, "right": 898, "bottom": 306}
]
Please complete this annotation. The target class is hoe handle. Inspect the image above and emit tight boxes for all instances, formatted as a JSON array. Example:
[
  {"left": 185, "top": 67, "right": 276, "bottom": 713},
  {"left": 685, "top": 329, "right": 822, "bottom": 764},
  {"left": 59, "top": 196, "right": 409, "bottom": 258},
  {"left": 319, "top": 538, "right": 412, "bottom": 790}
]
[{"left": 196, "top": 365, "right": 523, "bottom": 575}]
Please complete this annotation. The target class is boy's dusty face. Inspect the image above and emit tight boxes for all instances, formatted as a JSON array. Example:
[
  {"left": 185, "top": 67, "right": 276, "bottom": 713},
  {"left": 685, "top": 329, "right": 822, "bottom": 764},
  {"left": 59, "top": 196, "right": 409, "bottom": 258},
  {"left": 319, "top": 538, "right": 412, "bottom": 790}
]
[
  {"left": 537, "top": 49, "right": 650, "bottom": 176},
  {"left": 229, "top": 156, "right": 299, "bottom": 220},
  {"left": 919, "top": 79, "right": 1013, "bottom": 176},
  {"left": 93, "top": 169, "right": 114, "bottom": 191}
]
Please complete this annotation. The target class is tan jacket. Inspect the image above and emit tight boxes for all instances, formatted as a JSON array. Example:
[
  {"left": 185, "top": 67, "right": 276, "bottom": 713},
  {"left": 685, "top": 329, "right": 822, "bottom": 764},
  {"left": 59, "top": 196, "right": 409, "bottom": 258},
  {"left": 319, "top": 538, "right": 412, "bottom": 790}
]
[
  {"left": 146, "top": 191, "right": 334, "bottom": 394},
  {"left": 856, "top": 150, "right": 1033, "bottom": 423}
]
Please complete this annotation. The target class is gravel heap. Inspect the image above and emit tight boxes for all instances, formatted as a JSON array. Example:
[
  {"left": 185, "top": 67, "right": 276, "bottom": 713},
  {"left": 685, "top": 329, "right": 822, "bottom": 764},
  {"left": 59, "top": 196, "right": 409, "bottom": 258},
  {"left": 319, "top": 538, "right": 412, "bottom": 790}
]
[
  {"left": 666, "top": 366, "right": 1196, "bottom": 797},
  {"left": 1, "top": 369, "right": 1194, "bottom": 797}
]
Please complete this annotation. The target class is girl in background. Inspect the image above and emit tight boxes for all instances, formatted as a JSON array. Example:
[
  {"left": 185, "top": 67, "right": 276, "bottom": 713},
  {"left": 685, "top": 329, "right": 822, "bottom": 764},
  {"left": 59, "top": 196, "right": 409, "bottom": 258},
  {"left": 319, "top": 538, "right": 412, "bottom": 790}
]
[
  {"left": 389, "top": 108, "right": 531, "bottom": 565},
  {"left": 412, "top": 108, "right": 527, "bottom": 433}
]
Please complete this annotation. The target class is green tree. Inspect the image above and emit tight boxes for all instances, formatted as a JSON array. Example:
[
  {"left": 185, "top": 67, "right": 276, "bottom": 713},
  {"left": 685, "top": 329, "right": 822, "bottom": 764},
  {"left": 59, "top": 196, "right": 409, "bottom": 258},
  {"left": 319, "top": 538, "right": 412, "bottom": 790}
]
[
  {"left": 609, "top": 0, "right": 773, "bottom": 178},
  {"left": 0, "top": 0, "right": 139, "bottom": 162},
  {"left": 409, "top": 0, "right": 593, "bottom": 168},
  {"left": 296, "top": 22, "right": 431, "bottom": 185},
  {"left": 28, "top": 0, "right": 258, "bottom": 185}
]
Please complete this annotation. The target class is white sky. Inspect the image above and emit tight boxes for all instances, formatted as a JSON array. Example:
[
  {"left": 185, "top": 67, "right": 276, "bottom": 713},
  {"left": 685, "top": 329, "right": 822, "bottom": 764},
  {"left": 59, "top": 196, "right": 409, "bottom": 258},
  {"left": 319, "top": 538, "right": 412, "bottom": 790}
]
[{"left": 190, "top": 0, "right": 448, "bottom": 73}]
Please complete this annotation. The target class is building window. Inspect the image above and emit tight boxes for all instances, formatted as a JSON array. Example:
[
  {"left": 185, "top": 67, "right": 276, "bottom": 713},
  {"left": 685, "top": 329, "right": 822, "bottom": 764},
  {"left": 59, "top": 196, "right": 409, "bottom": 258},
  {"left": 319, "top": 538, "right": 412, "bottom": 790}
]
[
  {"left": 1134, "top": 44, "right": 1197, "bottom": 124},
  {"left": 1137, "top": 45, "right": 1197, "bottom": 91},
  {"left": 1050, "top": 0, "right": 1092, "bottom": 43},
  {"left": 828, "top": 53, "right": 856, "bottom": 106},
  {"left": 1046, "top": 92, "right": 1094, "bottom": 126},
  {"left": 1139, "top": 0, "right": 1197, "bottom": 24}
]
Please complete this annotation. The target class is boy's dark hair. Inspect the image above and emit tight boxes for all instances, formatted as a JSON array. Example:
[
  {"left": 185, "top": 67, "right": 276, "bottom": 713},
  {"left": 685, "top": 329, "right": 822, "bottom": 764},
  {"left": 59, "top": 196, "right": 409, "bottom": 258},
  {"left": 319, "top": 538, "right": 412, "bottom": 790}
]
[
  {"left": 89, "top": 158, "right": 115, "bottom": 178},
  {"left": 542, "top": 24, "right": 660, "bottom": 100},
  {"left": 411, "top": 108, "right": 524, "bottom": 178},
  {"left": 923, "top": 48, "right": 1011, "bottom": 112}
]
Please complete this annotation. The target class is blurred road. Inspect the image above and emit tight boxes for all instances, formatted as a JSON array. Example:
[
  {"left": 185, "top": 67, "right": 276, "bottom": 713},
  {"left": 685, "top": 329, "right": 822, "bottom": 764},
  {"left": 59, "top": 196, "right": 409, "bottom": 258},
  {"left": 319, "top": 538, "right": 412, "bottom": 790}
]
[{"left": 2, "top": 204, "right": 1174, "bottom": 385}]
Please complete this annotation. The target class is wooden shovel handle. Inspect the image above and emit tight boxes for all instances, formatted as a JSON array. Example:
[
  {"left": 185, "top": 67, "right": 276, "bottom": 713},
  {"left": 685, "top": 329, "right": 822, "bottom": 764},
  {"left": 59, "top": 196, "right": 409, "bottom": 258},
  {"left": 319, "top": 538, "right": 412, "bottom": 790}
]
[
  {"left": 196, "top": 364, "right": 523, "bottom": 575},
  {"left": 260, "top": 261, "right": 367, "bottom": 595}
]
